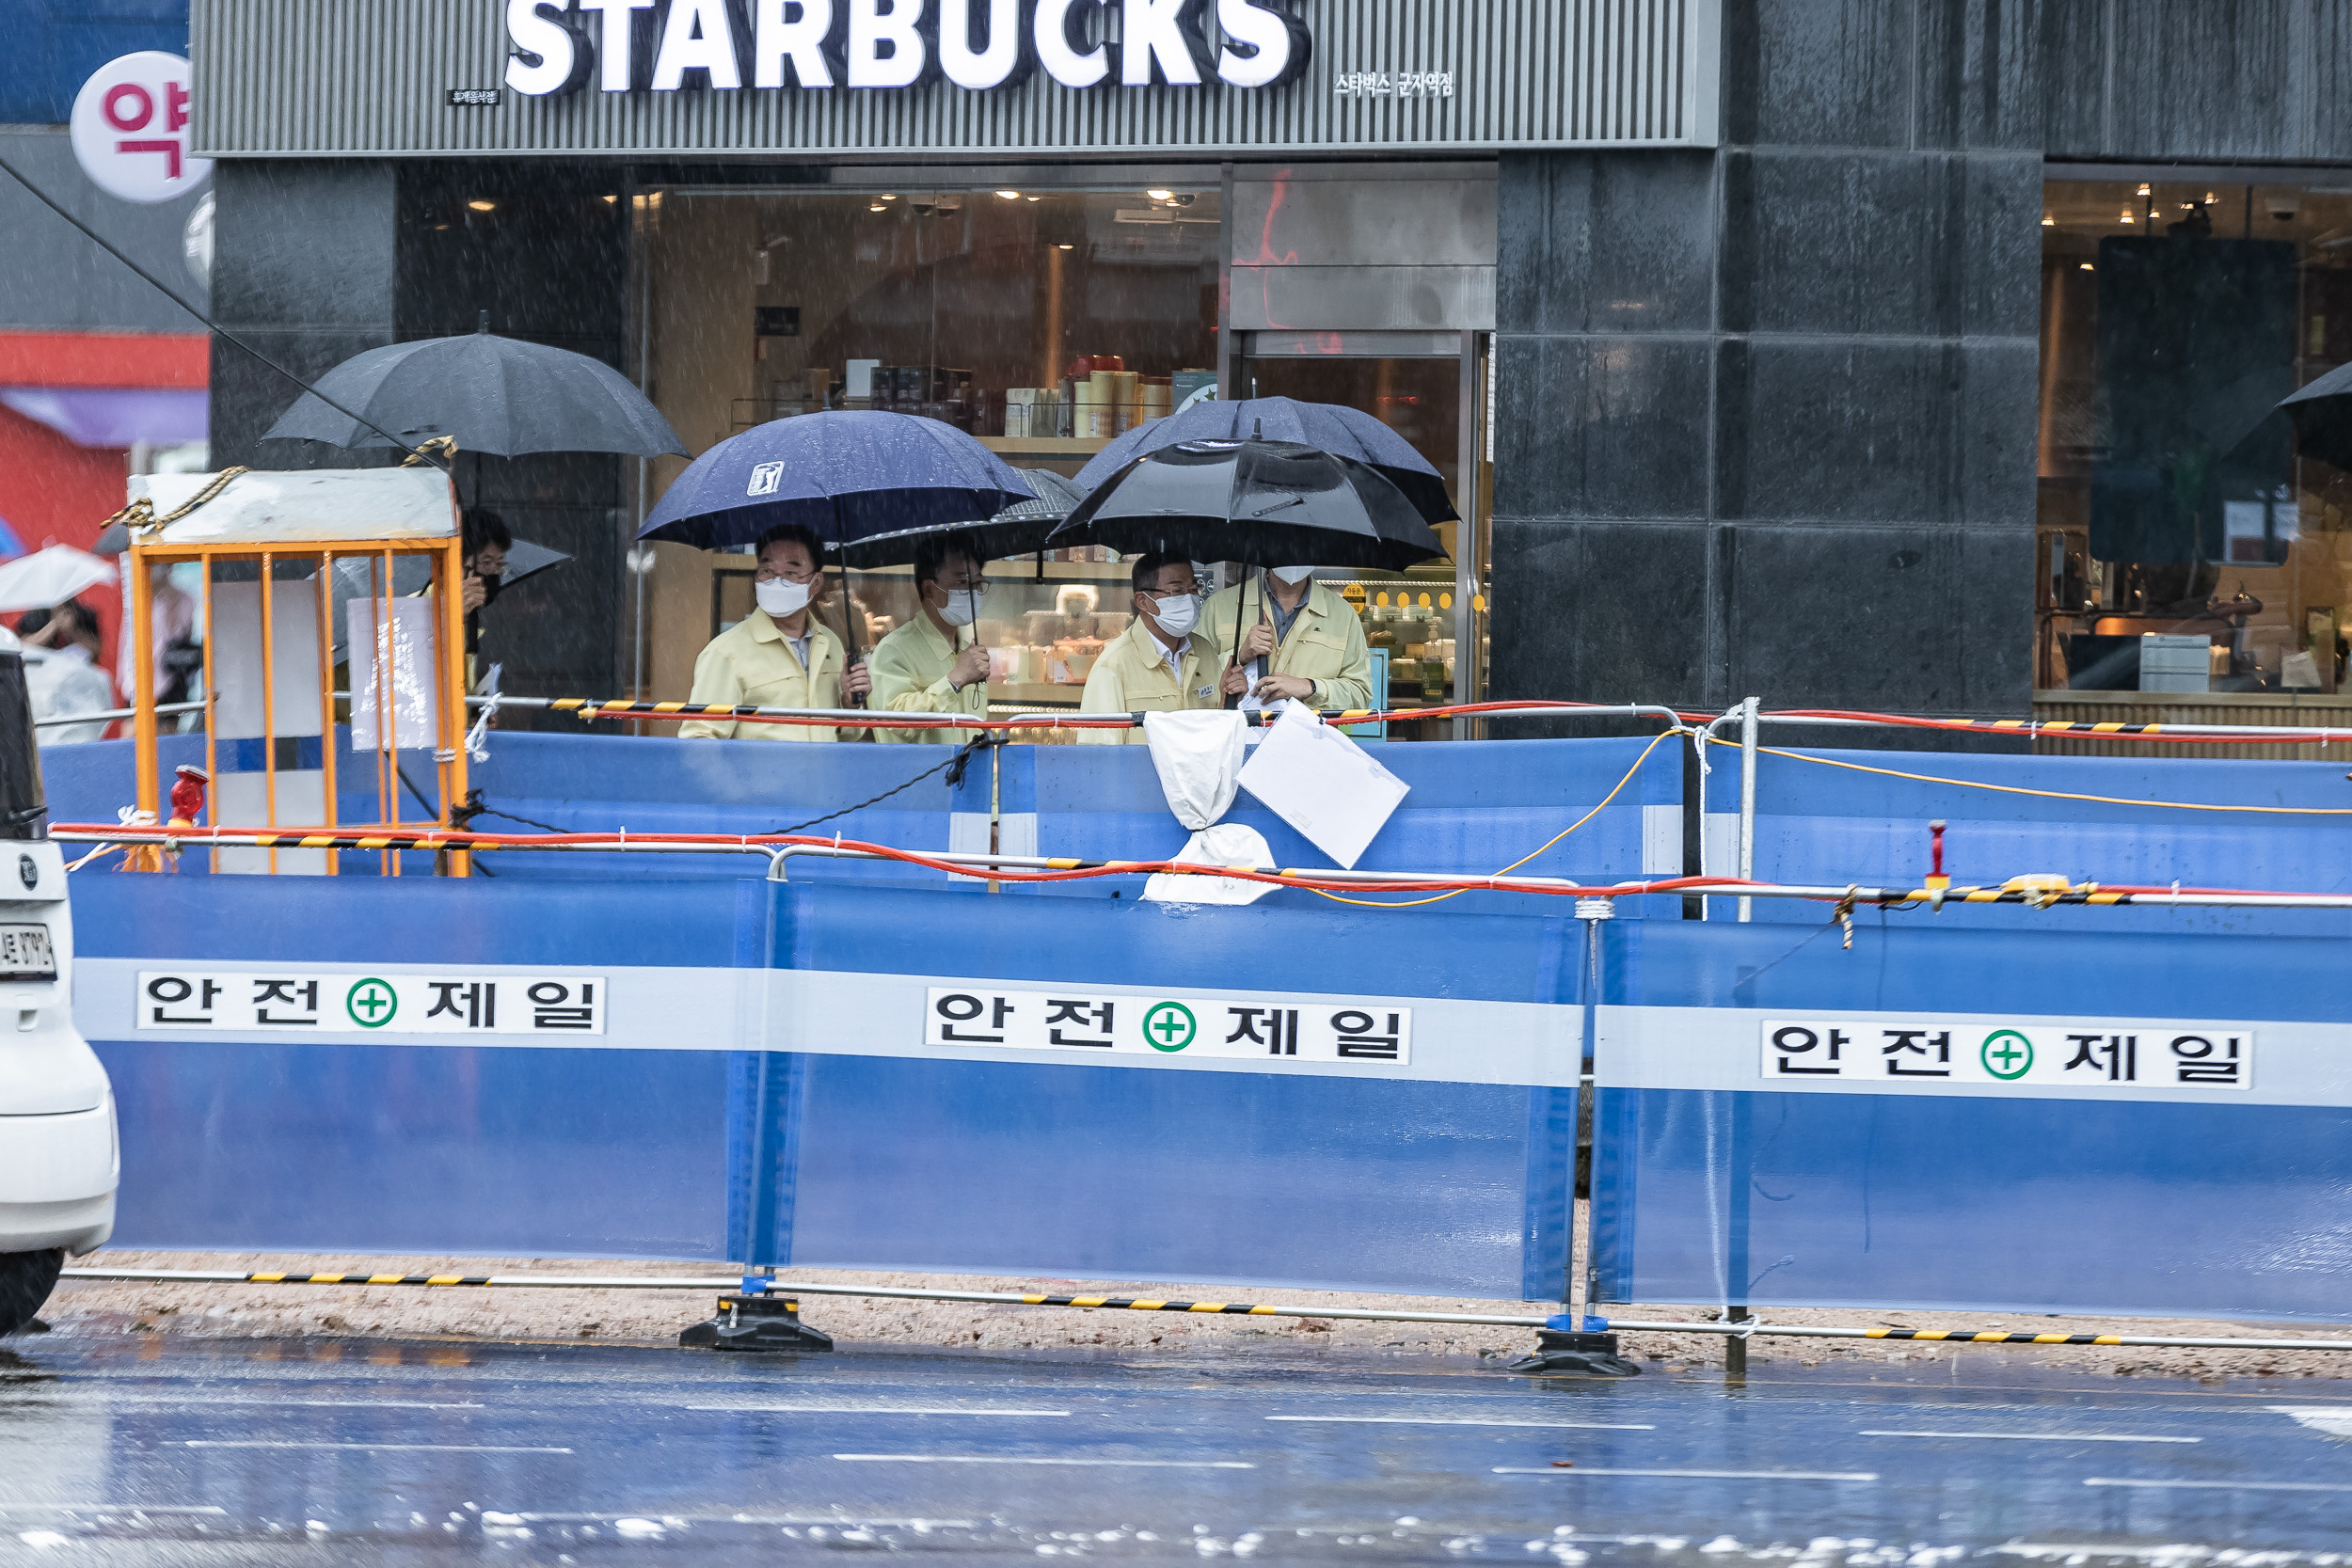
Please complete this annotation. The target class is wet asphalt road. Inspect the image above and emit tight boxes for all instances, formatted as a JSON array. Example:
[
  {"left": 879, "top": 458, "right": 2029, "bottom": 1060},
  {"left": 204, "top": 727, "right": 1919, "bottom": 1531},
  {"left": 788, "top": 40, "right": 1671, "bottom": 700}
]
[{"left": 0, "top": 1334, "right": 2348, "bottom": 1563}]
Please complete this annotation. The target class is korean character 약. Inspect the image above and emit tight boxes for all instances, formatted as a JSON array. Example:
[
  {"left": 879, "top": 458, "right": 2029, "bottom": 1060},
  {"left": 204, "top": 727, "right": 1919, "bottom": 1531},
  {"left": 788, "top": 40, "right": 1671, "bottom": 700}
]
[
  {"left": 2063, "top": 1033, "right": 2138, "bottom": 1083},
  {"left": 1770, "top": 1024, "right": 1846, "bottom": 1076},
  {"left": 146, "top": 974, "right": 221, "bottom": 1026},
  {"left": 1227, "top": 1006, "right": 1299, "bottom": 1056},
  {"left": 1881, "top": 1028, "right": 1952, "bottom": 1078},
  {"left": 427, "top": 980, "right": 498, "bottom": 1029},
  {"left": 1331, "top": 1008, "right": 1401, "bottom": 1060},
  {"left": 2169, "top": 1033, "right": 2242, "bottom": 1085},
  {"left": 253, "top": 978, "right": 321, "bottom": 1026},
  {"left": 1044, "top": 998, "right": 1115, "bottom": 1048},
  {"left": 527, "top": 980, "right": 596, "bottom": 1030},
  {"left": 935, "top": 991, "right": 1013, "bottom": 1043}
]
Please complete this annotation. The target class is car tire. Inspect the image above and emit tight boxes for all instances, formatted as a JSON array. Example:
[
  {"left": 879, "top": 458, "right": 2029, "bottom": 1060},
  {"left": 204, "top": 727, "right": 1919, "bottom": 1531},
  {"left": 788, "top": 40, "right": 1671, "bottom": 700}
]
[{"left": 0, "top": 1249, "right": 62, "bottom": 1336}]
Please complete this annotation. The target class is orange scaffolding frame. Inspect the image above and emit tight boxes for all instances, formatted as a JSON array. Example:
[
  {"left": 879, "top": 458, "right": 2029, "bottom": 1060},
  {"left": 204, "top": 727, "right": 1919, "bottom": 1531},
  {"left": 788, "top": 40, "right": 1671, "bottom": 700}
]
[{"left": 127, "top": 534, "right": 471, "bottom": 877}]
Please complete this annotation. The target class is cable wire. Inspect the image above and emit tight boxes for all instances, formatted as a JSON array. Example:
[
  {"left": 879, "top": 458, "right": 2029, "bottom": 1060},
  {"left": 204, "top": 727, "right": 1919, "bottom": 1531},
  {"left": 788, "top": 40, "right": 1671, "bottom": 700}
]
[
  {"left": 1310, "top": 728, "right": 1681, "bottom": 909},
  {"left": 1729, "top": 740, "right": 2352, "bottom": 815},
  {"left": 0, "top": 155, "right": 442, "bottom": 467}
]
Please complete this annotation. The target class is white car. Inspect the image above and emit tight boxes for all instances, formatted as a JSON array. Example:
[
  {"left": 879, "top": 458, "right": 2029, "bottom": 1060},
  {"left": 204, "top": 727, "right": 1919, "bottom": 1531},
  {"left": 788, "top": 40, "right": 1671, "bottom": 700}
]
[{"left": 0, "top": 629, "right": 116, "bottom": 1334}]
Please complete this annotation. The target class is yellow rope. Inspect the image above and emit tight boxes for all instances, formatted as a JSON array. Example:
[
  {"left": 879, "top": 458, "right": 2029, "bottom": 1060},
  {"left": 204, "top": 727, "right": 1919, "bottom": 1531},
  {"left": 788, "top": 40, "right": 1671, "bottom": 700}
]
[
  {"left": 1729, "top": 739, "right": 2352, "bottom": 816},
  {"left": 1310, "top": 729, "right": 1679, "bottom": 909},
  {"left": 101, "top": 464, "right": 252, "bottom": 540}
]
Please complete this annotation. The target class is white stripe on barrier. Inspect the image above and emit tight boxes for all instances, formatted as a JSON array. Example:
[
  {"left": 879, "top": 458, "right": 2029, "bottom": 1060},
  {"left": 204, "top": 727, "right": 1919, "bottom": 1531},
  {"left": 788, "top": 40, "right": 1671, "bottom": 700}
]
[
  {"left": 1598, "top": 1006, "right": 2352, "bottom": 1108},
  {"left": 78, "top": 960, "right": 1581, "bottom": 1088}
]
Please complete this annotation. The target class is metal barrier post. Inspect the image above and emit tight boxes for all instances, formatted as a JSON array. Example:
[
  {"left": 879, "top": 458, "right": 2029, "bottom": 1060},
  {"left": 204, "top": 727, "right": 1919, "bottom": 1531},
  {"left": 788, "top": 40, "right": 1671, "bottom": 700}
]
[
  {"left": 1737, "top": 695, "right": 1758, "bottom": 923},
  {"left": 1569, "top": 895, "right": 1613, "bottom": 1327}
]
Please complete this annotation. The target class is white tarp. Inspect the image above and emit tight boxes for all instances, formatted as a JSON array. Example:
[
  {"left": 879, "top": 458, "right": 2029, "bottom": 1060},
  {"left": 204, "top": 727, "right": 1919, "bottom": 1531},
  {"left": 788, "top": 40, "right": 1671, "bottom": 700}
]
[
  {"left": 1139, "top": 708, "right": 1248, "bottom": 831},
  {"left": 346, "top": 595, "right": 443, "bottom": 752},
  {"left": 130, "top": 467, "right": 456, "bottom": 545}
]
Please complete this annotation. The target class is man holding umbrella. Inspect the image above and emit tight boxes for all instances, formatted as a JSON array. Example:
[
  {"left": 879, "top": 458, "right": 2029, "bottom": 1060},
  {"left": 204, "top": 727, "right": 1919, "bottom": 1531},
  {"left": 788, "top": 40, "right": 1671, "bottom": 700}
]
[
  {"left": 679, "top": 523, "right": 870, "bottom": 742},
  {"left": 1076, "top": 553, "right": 1223, "bottom": 744},
  {"left": 1205, "top": 566, "right": 1375, "bottom": 711},
  {"left": 867, "top": 534, "right": 992, "bottom": 744}
]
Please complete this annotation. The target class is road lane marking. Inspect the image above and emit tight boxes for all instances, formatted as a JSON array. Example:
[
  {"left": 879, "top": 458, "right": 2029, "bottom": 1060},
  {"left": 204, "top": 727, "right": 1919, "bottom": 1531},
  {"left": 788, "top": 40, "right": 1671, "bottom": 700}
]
[
  {"left": 1495, "top": 1467, "right": 1877, "bottom": 1482},
  {"left": 1861, "top": 1430, "right": 2198, "bottom": 1443},
  {"left": 183, "top": 1442, "right": 572, "bottom": 1453},
  {"left": 0, "top": 1506, "right": 226, "bottom": 1515},
  {"left": 686, "top": 1405, "right": 1070, "bottom": 1417},
  {"left": 834, "top": 1455, "right": 1252, "bottom": 1468},
  {"left": 2085, "top": 1478, "right": 2352, "bottom": 1493},
  {"left": 2268, "top": 1405, "right": 2352, "bottom": 1438},
  {"left": 1269, "top": 1417, "right": 1654, "bottom": 1431}
]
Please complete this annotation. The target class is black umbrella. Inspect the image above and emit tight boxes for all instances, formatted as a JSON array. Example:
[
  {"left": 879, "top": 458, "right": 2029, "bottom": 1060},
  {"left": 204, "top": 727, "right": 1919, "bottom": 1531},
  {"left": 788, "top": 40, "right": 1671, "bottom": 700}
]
[
  {"left": 1046, "top": 437, "right": 1446, "bottom": 571},
  {"left": 830, "top": 468, "right": 1083, "bottom": 569},
  {"left": 260, "top": 313, "right": 685, "bottom": 459},
  {"left": 2280, "top": 363, "right": 2352, "bottom": 471},
  {"left": 1074, "top": 396, "right": 1458, "bottom": 529},
  {"left": 325, "top": 537, "right": 571, "bottom": 657}
]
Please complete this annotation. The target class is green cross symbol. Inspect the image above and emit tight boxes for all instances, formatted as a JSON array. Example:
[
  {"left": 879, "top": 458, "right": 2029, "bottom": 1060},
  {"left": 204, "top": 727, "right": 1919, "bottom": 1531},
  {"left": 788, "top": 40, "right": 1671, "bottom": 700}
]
[
  {"left": 1980, "top": 1029, "right": 2032, "bottom": 1081},
  {"left": 346, "top": 977, "right": 398, "bottom": 1030},
  {"left": 1142, "top": 1001, "right": 1197, "bottom": 1053}
]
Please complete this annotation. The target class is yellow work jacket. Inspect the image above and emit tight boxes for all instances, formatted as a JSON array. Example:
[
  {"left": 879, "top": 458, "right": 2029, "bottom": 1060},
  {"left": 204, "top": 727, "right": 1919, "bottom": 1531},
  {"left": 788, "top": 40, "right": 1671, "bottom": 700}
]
[
  {"left": 679, "top": 610, "right": 854, "bottom": 742},
  {"left": 1076, "top": 616, "right": 1223, "bottom": 745},
  {"left": 867, "top": 611, "right": 989, "bottom": 744},
  {"left": 1200, "top": 578, "right": 1375, "bottom": 713}
]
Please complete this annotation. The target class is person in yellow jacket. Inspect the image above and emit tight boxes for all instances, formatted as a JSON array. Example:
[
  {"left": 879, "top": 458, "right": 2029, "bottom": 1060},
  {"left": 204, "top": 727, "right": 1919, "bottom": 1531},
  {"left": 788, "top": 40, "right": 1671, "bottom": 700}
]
[
  {"left": 679, "top": 522, "right": 870, "bottom": 742},
  {"left": 1204, "top": 565, "right": 1375, "bottom": 712},
  {"left": 1076, "top": 553, "right": 1223, "bottom": 745},
  {"left": 867, "top": 533, "right": 992, "bottom": 744}
]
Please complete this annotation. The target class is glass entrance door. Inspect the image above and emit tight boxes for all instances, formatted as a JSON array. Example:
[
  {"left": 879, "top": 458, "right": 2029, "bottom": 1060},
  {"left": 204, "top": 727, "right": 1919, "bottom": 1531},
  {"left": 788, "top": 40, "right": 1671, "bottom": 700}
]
[{"left": 1234, "top": 330, "right": 1491, "bottom": 736}]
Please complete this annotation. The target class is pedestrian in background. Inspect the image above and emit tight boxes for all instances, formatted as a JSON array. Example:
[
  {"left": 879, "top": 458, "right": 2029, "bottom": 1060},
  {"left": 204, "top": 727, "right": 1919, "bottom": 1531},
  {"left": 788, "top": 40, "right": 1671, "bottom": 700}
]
[
  {"left": 679, "top": 522, "right": 869, "bottom": 742},
  {"left": 867, "top": 533, "right": 991, "bottom": 745}
]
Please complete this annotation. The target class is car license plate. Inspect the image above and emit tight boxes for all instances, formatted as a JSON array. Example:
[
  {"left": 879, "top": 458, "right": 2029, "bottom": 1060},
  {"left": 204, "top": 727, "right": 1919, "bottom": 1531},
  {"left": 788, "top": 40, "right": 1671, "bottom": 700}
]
[{"left": 0, "top": 925, "right": 56, "bottom": 979}]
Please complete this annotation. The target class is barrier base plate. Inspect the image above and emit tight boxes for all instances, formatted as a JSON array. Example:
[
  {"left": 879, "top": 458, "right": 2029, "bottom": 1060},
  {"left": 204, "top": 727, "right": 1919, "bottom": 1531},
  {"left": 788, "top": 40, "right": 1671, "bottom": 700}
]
[
  {"left": 1509, "top": 1329, "right": 1641, "bottom": 1378},
  {"left": 679, "top": 1294, "right": 835, "bottom": 1354}
]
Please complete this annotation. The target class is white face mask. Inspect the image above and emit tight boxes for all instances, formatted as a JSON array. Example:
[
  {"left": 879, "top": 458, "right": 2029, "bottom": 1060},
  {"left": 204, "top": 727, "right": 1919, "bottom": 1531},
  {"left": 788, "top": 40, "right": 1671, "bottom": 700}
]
[
  {"left": 1149, "top": 592, "right": 1201, "bottom": 638},
  {"left": 755, "top": 577, "right": 813, "bottom": 620},
  {"left": 1270, "top": 565, "right": 1316, "bottom": 586},
  {"left": 934, "top": 584, "right": 979, "bottom": 628}
]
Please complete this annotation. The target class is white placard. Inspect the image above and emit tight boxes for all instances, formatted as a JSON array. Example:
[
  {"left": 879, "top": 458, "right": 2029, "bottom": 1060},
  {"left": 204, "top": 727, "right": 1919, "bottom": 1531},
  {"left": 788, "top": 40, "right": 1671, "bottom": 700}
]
[
  {"left": 135, "top": 971, "right": 605, "bottom": 1036},
  {"left": 71, "top": 52, "right": 212, "bottom": 204},
  {"left": 1234, "top": 705, "right": 1409, "bottom": 868},
  {"left": 925, "top": 986, "right": 1410, "bottom": 1066},
  {"left": 1761, "top": 1017, "right": 2253, "bottom": 1092}
]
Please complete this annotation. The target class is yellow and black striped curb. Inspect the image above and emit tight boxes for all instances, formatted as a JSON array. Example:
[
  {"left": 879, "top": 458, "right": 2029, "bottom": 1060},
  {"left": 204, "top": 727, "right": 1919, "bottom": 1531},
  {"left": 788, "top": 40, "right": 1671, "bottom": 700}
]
[
  {"left": 1019, "top": 1293, "right": 1284, "bottom": 1315},
  {"left": 1863, "top": 1327, "right": 2124, "bottom": 1345}
]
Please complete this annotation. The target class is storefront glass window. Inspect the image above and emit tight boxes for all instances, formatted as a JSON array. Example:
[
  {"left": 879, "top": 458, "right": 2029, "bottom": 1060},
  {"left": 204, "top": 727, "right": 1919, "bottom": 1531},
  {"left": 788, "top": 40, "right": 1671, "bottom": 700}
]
[{"left": 2039, "top": 179, "right": 2352, "bottom": 696}]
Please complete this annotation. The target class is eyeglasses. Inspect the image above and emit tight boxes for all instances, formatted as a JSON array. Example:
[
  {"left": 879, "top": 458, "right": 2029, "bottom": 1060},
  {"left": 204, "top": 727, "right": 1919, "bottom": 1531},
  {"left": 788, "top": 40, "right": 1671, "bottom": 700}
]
[{"left": 755, "top": 562, "right": 824, "bottom": 585}]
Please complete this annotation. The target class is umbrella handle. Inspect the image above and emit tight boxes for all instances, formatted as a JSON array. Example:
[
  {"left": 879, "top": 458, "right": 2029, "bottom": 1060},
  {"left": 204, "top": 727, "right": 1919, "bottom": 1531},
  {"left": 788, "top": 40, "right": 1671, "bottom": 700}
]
[{"left": 834, "top": 566, "right": 867, "bottom": 708}]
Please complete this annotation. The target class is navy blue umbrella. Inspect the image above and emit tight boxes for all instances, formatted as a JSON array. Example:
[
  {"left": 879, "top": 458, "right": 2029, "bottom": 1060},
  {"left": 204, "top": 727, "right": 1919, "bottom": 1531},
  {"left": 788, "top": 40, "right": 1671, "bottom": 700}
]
[
  {"left": 1073, "top": 396, "right": 1457, "bottom": 528},
  {"left": 637, "top": 411, "right": 1035, "bottom": 551}
]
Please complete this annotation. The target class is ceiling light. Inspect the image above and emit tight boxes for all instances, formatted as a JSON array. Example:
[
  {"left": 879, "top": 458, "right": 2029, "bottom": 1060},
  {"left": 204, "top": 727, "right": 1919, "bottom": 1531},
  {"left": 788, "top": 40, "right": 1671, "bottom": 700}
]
[
  {"left": 601, "top": 195, "right": 618, "bottom": 204},
  {"left": 2137, "top": 183, "right": 2152, "bottom": 196},
  {"left": 2120, "top": 209, "right": 2135, "bottom": 223},
  {"left": 1057, "top": 243, "right": 1073, "bottom": 250},
  {"left": 466, "top": 198, "right": 497, "bottom": 212},
  {"left": 2079, "top": 261, "right": 2094, "bottom": 271},
  {"left": 1025, "top": 195, "right": 1041, "bottom": 202},
  {"left": 2206, "top": 191, "right": 2218, "bottom": 203},
  {"left": 2042, "top": 214, "right": 2055, "bottom": 226},
  {"left": 869, "top": 202, "right": 886, "bottom": 212},
  {"left": 996, "top": 189, "right": 1021, "bottom": 199},
  {"left": 1146, "top": 188, "right": 1174, "bottom": 200},
  {"left": 878, "top": 194, "right": 898, "bottom": 200}
]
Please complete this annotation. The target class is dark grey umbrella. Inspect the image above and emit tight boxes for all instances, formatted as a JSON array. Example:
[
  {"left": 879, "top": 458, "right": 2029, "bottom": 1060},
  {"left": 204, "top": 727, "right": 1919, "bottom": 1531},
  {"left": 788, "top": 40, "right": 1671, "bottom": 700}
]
[
  {"left": 2280, "top": 361, "right": 2352, "bottom": 471},
  {"left": 326, "top": 536, "right": 571, "bottom": 657},
  {"left": 261, "top": 314, "right": 685, "bottom": 459}
]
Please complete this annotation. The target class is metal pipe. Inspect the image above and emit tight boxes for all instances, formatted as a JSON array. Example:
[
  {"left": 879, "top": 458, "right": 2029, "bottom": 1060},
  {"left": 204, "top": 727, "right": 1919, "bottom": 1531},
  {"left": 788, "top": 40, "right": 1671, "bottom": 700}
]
[
  {"left": 52, "top": 1268, "right": 2352, "bottom": 1354},
  {"left": 1736, "top": 695, "right": 1758, "bottom": 924},
  {"left": 37, "top": 700, "right": 206, "bottom": 730}
]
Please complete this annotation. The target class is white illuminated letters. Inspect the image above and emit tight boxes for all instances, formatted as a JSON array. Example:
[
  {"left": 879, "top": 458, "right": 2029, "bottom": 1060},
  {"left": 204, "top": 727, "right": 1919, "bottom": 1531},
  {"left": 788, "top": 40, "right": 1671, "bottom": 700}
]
[
  {"left": 576, "top": 0, "right": 657, "bottom": 91},
  {"left": 1034, "top": 0, "right": 1110, "bottom": 87},
  {"left": 754, "top": 0, "right": 834, "bottom": 87},
  {"left": 939, "top": 0, "right": 1024, "bottom": 89},
  {"left": 1121, "top": 0, "right": 1203, "bottom": 84},
  {"left": 1215, "top": 0, "right": 1300, "bottom": 86},
  {"left": 846, "top": 0, "right": 928, "bottom": 86},
  {"left": 652, "top": 0, "right": 742, "bottom": 88},
  {"left": 500, "top": 0, "right": 1311, "bottom": 98},
  {"left": 504, "top": 0, "right": 582, "bottom": 95}
]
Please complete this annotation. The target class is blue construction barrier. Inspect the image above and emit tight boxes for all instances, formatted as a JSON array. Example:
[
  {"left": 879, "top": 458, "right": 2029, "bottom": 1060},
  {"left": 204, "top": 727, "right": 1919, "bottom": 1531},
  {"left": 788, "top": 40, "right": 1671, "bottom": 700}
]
[
  {"left": 1706, "top": 744, "right": 2352, "bottom": 936},
  {"left": 1591, "top": 915, "right": 2352, "bottom": 1323},
  {"left": 74, "top": 865, "right": 1585, "bottom": 1298}
]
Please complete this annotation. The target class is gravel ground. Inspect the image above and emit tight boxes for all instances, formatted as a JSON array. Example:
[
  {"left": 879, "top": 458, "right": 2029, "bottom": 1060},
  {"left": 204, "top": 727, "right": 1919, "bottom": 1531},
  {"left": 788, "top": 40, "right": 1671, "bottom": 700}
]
[{"left": 35, "top": 1248, "right": 2352, "bottom": 1383}]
